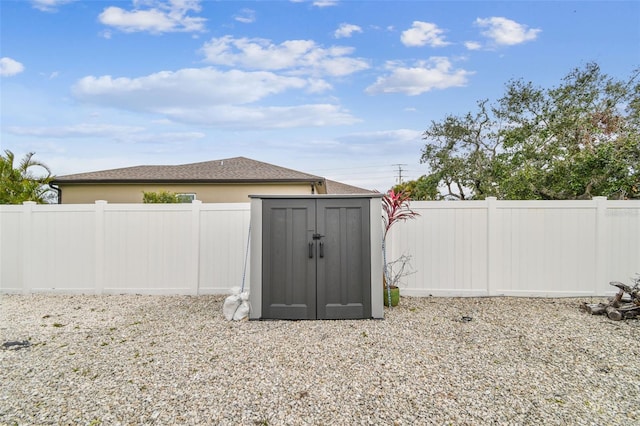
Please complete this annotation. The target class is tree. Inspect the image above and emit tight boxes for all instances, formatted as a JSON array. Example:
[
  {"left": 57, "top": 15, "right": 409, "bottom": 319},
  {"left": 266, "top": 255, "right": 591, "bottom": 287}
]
[
  {"left": 392, "top": 175, "right": 440, "bottom": 201},
  {"left": 142, "top": 190, "right": 192, "bottom": 203},
  {"left": 0, "top": 150, "right": 54, "bottom": 204},
  {"left": 417, "top": 63, "right": 640, "bottom": 200}
]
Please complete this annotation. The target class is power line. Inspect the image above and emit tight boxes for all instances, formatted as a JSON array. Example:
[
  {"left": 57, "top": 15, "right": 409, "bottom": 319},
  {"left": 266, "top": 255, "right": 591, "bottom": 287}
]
[
  {"left": 392, "top": 164, "right": 407, "bottom": 184},
  {"left": 307, "top": 164, "right": 394, "bottom": 173},
  {"left": 307, "top": 163, "right": 424, "bottom": 190}
]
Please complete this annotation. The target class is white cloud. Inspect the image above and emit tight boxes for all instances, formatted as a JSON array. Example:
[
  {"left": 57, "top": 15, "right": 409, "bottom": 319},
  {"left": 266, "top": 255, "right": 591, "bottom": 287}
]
[
  {"left": 200, "top": 36, "right": 369, "bottom": 77},
  {"left": 126, "top": 131, "right": 205, "bottom": 144},
  {"left": 334, "top": 23, "right": 362, "bottom": 39},
  {"left": 338, "top": 129, "right": 423, "bottom": 145},
  {"left": 401, "top": 21, "right": 449, "bottom": 47},
  {"left": 71, "top": 67, "right": 358, "bottom": 129},
  {"left": 0, "top": 57, "right": 25, "bottom": 77},
  {"left": 234, "top": 8, "right": 256, "bottom": 24},
  {"left": 7, "top": 123, "right": 205, "bottom": 145},
  {"left": 31, "top": 0, "right": 75, "bottom": 12},
  {"left": 464, "top": 41, "right": 482, "bottom": 50},
  {"left": 39, "top": 71, "right": 60, "bottom": 79},
  {"left": 313, "top": 0, "right": 338, "bottom": 7},
  {"left": 159, "top": 104, "right": 359, "bottom": 128},
  {"left": 365, "top": 57, "right": 472, "bottom": 96},
  {"left": 306, "top": 78, "right": 333, "bottom": 93},
  {"left": 99, "top": 0, "right": 206, "bottom": 34},
  {"left": 475, "top": 17, "right": 541, "bottom": 46},
  {"left": 73, "top": 67, "right": 308, "bottom": 107},
  {"left": 6, "top": 123, "right": 146, "bottom": 137}
]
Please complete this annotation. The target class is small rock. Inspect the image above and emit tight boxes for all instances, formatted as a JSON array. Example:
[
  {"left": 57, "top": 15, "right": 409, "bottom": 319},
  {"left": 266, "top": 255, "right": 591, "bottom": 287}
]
[{"left": 1, "top": 340, "right": 31, "bottom": 350}]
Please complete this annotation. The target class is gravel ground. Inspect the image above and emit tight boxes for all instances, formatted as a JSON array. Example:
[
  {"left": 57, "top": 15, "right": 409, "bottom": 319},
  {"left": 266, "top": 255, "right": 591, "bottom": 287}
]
[{"left": 1, "top": 294, "right": 639, "bottom": 426}]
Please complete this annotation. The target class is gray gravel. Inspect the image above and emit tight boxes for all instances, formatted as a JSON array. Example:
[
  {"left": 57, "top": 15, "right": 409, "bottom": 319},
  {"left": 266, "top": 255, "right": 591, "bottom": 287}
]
[{"left": 1, "top": 294, "right": 639, "bottom": 425}]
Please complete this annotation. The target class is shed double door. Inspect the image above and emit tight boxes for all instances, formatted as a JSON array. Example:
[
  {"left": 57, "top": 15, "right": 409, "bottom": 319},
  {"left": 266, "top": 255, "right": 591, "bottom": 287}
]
[{"left": 262, "top": 198, "right": 371, "bottom": 320}]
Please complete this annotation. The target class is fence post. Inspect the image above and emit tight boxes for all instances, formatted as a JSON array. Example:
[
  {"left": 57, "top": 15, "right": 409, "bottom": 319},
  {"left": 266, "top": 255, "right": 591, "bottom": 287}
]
[
  {"left": 486, "top": 197, "right": 498, "bottom": 296},
  {"left": 191, "top": 200, "right": 202, "bottom": 295},
  {"left": 593, "top": 196, "right": 608, "bottom": 295},
  {"left": 0, "top": 208, "right": 3, "bottom": 291},
  {"left": 21, "top": 201, "right": 36, "bottom": 293},
  {"left": 95, "top": 200, "right": 107, "bottom": 294}
]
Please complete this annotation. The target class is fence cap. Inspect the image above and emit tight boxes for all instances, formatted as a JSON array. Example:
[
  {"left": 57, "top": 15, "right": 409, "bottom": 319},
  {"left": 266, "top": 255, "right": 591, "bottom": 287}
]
[{"left": 248, "top": 194, "right": 383, "bottom": 199}]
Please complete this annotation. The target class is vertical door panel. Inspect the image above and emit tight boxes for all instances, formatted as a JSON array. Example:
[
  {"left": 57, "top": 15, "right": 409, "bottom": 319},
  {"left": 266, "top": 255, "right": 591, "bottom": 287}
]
[
  {"left": 262, "top": 199, "right": 316, "bottom": 319},
  {"left": 317, "top": 199, "right": 371, "bottom": 319}
]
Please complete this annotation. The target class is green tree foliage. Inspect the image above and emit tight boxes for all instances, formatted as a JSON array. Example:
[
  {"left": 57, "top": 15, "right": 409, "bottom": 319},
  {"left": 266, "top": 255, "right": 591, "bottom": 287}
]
[
  {"left": 0, "top": 150, "right": 54, "bottom": 204},
  {"left": 392, "top": 175, "right": 441, "bottom": 201},
  {"left": 142, "top": 190, "right": 192, "bottom": 203},
  {"left": 415, "top": 63, "right": 640, "bottom": 200}
]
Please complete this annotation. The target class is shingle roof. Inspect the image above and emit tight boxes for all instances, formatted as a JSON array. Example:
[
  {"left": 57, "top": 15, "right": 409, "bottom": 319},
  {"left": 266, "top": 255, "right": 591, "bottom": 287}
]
[
  {"left": 324, "top": 179, "right": 376, "bottom": 195},
  {"left": 52, "top": 157, "right": 324, "bottom": 184},
  {"left": 52, "top": 156, "right": 375, "bottom": 194}
]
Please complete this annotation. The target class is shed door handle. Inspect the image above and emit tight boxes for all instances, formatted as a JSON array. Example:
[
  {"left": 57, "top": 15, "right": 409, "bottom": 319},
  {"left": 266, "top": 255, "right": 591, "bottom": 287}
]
[
  {"left": 309, "top": 242, "right": 313, "bottom": 258},
  {"left": 319, "top": 242, "right": 324, "bottom": 258}
]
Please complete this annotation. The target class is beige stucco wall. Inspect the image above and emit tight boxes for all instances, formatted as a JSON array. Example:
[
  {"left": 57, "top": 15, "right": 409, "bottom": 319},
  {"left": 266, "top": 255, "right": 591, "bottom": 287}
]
[{"left": 58, "top": 182, "right": 325, "bottom": 204}]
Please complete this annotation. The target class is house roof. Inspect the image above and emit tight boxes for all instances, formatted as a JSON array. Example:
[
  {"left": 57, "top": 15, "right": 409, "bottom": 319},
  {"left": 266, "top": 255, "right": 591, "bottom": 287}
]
[
  {"left": 52, "top": 157, "right": 324, "bottom": 184},
  {"left": 325, "top": 179, "right": 377, "bottom": 195},
  {"left": 51, "top": 156, "right": 374, "bottom": 194}
]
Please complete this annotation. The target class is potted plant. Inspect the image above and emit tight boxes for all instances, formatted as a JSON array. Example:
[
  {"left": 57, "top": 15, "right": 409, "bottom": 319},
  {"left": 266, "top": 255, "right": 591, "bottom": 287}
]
[
  {"left": 383, "top": 254, "right": 415, "bottom": 306},
  {"left": 382, "top": 189, "right": 419, "bottom": 307}
]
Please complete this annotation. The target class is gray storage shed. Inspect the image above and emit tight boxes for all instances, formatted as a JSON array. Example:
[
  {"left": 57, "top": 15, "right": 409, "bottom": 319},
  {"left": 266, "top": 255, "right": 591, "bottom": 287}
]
[{"left": 248, "top": 195, "right": 383, "bottom": 320}]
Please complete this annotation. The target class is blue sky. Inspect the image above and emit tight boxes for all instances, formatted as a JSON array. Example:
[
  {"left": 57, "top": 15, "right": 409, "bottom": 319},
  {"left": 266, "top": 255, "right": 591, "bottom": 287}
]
[{"left": 1, "top": 0, "right": 639, "bottom": 192}]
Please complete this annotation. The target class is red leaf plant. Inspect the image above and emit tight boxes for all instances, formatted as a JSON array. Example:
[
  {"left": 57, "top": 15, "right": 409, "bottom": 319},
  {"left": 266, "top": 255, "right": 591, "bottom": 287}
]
[
  {"left": 382, "top": 189, "right": 419, "bottom": 308},
  {"left": 383, "top": 189, "right": 419, "bottom": 239}
]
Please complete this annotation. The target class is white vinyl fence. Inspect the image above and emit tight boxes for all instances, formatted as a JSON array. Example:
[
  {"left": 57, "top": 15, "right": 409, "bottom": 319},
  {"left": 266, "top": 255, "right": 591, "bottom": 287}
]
[
  {"left": 0, "top": 201, "right": 250, "bottom": 294},
  {"left": 1, "top": 197, "right": 638, "bottom": 297},
  {"left": 387, "top": 197, "right": 640, "bottom": 297}
]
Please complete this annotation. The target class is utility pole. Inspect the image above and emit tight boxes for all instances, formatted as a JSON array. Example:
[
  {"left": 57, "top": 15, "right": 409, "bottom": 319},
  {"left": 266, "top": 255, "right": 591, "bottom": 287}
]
[{"left": 392, "top": 164, "right": 407, "bottom": 184}]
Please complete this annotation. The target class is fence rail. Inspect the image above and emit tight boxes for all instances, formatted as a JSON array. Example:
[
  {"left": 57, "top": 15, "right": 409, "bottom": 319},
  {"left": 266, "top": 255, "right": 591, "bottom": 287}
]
[{"left": 1, "top": 198, "right": 638, "bottom": 297}]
